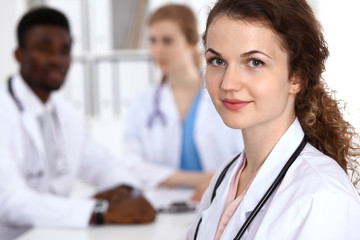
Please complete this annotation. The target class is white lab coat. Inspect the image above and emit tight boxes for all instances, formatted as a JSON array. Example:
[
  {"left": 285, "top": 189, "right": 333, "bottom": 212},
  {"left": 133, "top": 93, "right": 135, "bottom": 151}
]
[
  {"left": 122, "top": 83, "right": 243, "bottom": 187},
  {"left": 0, "top": 75, "right": 139, "bottom": 240},
  {"left": 183, "top": 118, "right": 360, "bottom": 240}
]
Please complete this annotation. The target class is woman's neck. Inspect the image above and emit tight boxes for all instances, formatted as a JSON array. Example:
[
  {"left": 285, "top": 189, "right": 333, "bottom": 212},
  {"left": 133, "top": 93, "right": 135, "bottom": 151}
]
[
  {"left": 242, "top": 114, "right": 296, "bottom": 175},
  {"left": 166, "top": 63, "right": 201, "bottom": 90},
  {"left": 165, "top": 63, "right": 202, "bottom": 120}
]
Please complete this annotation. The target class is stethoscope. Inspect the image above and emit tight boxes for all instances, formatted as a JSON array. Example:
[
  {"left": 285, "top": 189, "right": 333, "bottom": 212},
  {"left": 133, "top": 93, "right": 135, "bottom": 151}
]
[
  {"left": 147, "top": 71, "right": 205, "bottom": 129},
  {"left": 7, "top": 76, "right": 24, "bottom": 112},
  {"left": 147, "top": 85, "right": 167, "bottom": 128},
  {"left": 7, "top": 76, "right": 69, "bottom": 178},
  {"left": 193, "top": 135, "right": 308, "bottom": 240}
]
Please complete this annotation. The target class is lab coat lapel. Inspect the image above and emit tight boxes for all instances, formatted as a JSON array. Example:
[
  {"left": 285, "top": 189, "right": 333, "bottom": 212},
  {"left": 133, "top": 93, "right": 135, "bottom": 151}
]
[
  {"left": 161, "top": 83, "right": 179, "bottom": 120},
  {"left": 244, "top": 119, "right": 304, "bottom": 211},
  {"left": 198, "top": 154, "right": 246, "bottom": 239},
  {"left": 12, "top": 75, "right": 45, "bottom": 160},
  {"left": 220, "top": 119, "right": 305, "bottom": 239},
  {"left": 21, "top": 112, "right": 44, "bottom": 157},
  {"left": 20, "top": 111, "right": 50, "bottom": 186},
  {"left": 159, "top": 83, "right": 181, "bottom": 166},
  {"left": 234, "top": 119, "right": 305, "bottom": 239},
  {"left": 51, "top": 99, "right": 70, "bottom": 161},
  {"left": 51, "top": 95, "right": 83, "bottom": 175}
]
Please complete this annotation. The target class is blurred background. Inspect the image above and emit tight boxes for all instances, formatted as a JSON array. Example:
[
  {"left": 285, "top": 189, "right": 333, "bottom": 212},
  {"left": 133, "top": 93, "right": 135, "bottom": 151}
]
[{"left": 0, "top": 0, "right": 359, "bottom": 160}]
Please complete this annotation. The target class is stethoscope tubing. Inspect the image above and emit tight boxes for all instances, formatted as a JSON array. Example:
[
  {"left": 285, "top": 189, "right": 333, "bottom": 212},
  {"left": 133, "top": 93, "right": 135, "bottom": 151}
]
[
  {"left": 194, "top": 135, "right": 308, "bottom": 240},
  {"left": 7, "top": 76, "right": 69, "bottom": 177},
  {"left": 8, "top": 77, "right": 24, "bottom": 112},
  {"left": 234, "top": 135, "right": 307, "bottom": 239},
  {"left": 147, "top": 84, "right": 167, "bottom": 128}
]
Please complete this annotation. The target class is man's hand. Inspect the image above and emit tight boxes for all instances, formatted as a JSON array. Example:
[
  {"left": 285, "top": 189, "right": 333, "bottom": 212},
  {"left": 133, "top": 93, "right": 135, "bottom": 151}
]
[{"left": 93, "top": 185, "right": 156, "bottom": 224}]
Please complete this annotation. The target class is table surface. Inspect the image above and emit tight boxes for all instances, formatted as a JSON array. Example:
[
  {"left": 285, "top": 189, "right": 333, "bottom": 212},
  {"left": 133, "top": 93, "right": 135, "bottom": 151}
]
[
  {"left": 16, "top": 212, "right": 195, "bottom": 240},
  {"left": 16, "top": 188, "right": 197, "bottom": 240}
]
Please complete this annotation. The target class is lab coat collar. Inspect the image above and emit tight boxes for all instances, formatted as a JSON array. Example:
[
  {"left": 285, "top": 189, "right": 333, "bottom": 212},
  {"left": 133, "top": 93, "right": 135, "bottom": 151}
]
[
  {"left": 160, "top": 82, "right": 208, "bottom": 123},
  {"left": 217, "top": 119, "right": 304, "bottom": 240},
  {"left": 160, "top": 83, "right": 180, "bottom": 122},
  {"left": 11, "top": 74, "right": 59, "bottom": 160},
  {"left": 159, "top": 83, "right": 211, "bottom": 170},
  {"left": 198, "top": 153, "right": 247, "bottom": 239},
  {"left": 242, "top": 118, "right": 305, "bottom": 212},
  {"left": 12, "top": 74, "right": 57, "bottom": 117}
]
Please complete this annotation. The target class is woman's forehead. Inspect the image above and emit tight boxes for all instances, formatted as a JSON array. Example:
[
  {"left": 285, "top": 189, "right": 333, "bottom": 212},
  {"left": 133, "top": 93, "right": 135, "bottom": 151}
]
[{"left": 205, "top": 16, "right": 285, "bottom": 55}]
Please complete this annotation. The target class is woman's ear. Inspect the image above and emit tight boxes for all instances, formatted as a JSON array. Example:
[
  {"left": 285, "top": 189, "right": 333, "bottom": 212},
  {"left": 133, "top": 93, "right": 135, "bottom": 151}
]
[{"left": 289, "top": 73, "right": 302, "bottom": 94}]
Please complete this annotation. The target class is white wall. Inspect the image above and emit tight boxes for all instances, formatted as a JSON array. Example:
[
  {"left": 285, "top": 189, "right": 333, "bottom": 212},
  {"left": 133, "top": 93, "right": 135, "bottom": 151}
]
[
  {"left": 148, "top": 0, "right": 214, "bottom": 34},
  {"left": 317, "top": 0, "right": 360, "bottom": 132},
  {"left": 0, "top": 0, "right": 27, "bottom": 84}
]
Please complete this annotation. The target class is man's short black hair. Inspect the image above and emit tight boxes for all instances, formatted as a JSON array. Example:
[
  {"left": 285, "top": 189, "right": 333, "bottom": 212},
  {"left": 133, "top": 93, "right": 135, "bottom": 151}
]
[{"left": 17, "top": 7, "right": 70, "bottom": 48}]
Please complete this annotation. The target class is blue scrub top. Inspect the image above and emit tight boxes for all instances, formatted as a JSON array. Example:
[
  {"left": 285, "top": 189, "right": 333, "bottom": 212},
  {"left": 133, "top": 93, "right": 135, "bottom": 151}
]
[{"left": 179, "top": 90, "right": 203, "bottom": 171}]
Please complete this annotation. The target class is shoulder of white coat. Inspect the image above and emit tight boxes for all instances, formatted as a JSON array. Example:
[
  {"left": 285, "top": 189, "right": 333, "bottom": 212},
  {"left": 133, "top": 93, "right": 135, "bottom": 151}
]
[
  {"left": 127, "top": 84, "right": 158, "bottom": 111},
  {"left": 122, "top": 84, "right": 160, "bottom": 133},
  {"left": 0, "top": 83, "right": 20, "bottom": 119},
  {"left": 266, "top": 144, "right": 360, "bottom": 239},
  {"left": 283, "top": 143, "right": 360, "bottom": 201},
  {"left": 0, "top": 85, "right": 21, "bottom": 147}
]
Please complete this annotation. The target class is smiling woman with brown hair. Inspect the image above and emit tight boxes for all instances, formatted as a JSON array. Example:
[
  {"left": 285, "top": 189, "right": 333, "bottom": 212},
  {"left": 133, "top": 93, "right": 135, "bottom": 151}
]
[{"left": 183, "top": 0, "right": 360, "bottom": 239}]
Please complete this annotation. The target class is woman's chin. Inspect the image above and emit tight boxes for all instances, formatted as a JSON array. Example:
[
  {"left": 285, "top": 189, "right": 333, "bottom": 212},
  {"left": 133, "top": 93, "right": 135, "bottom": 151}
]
[
  {"left": 221, "top": 118, "right": 244, "bottom": 130},
  {"left": 157, "top": 63, "right": 171, "bottom": 73}
]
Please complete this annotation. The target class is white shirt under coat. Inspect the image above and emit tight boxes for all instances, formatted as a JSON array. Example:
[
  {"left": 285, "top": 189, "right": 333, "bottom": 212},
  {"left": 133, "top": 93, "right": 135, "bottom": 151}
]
[
  {"left": 183, "top": 118, "right": 360, "bottom": 240},
  {"left": 122, "top": 83, "right": 244, "bottom": 187},
  {"left": 0, "top": 74, "right": 139, "bottom": 240}
]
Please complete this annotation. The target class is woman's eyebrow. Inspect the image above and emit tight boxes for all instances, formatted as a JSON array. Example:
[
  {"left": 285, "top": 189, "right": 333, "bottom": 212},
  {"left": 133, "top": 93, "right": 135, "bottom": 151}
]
[
  {"left": 205, "top": 48, "right": 222, "bottom": 56},
  {"left": 240, "top": 50, "right": 272, "bottom": 59},
  {"left": 206, "top": 48, "right": 272, "bottom": 60}
]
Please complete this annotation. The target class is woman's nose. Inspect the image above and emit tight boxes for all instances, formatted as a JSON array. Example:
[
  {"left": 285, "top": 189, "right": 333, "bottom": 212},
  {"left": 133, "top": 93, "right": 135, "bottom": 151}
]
[
  {"left": 150, "top": 42, "right": 163, "bottom": 56},
  {"left": 221, "top": 64, "right": 244, "bottom": 92}
]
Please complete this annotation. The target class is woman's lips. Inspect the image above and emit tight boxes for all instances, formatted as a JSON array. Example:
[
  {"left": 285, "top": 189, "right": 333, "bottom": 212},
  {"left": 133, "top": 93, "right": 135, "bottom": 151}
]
[{"left": 222, "top": 98, "right": 251, "bottom": 110}]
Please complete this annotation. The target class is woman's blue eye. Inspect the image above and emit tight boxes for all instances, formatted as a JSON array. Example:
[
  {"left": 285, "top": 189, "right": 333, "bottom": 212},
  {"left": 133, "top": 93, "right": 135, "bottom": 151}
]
[
  {"left": 210, "top": 58, "right": 225, "bottom": 66},
  {"left": 248, "top": 59, "right": 263, "bottom": 68}
]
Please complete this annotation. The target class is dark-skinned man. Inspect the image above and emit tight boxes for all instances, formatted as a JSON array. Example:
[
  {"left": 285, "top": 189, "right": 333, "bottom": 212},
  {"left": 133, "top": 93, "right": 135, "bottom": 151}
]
[{"left": 0, "top": 7, "right": 155, "bottom": 240}]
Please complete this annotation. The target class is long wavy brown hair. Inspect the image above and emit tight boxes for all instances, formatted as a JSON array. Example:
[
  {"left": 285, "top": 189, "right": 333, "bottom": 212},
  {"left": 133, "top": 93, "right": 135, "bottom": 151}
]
[{"left": 203, "top": 0, "right": 360, "bottom": 188}]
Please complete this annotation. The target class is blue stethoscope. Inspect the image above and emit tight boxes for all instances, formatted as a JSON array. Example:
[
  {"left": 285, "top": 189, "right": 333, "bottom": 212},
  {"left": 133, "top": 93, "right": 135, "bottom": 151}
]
[
  {"left": 7, "top": 76, "right": 69, "bottom": 178},
  {"left": 193, "top": 135, "right": 308, "bottom": 240}
]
